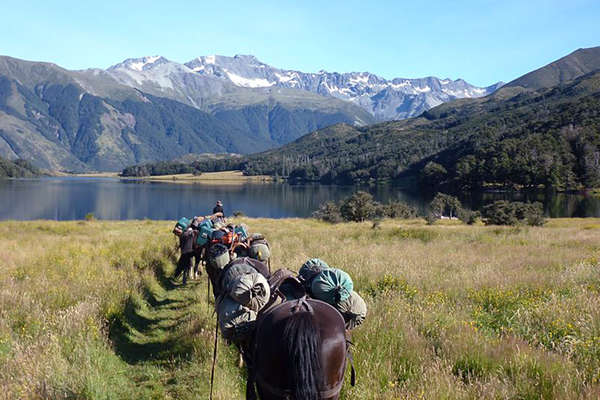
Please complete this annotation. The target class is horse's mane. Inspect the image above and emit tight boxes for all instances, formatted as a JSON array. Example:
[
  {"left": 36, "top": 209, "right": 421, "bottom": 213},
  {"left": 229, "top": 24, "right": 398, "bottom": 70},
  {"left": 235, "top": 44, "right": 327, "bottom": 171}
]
[{"left": 282, "top": 310, "right": 323, "bottom": 400}]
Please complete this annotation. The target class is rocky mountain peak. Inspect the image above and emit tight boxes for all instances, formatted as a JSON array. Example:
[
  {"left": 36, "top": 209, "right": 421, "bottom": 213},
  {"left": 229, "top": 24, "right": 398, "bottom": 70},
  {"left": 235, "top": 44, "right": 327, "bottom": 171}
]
[
  {"left": 104, "top": 53, "right": 503, "bottom": 121},
  {"left": 108, "top": 55, "right": 169, "bottom": 72}
]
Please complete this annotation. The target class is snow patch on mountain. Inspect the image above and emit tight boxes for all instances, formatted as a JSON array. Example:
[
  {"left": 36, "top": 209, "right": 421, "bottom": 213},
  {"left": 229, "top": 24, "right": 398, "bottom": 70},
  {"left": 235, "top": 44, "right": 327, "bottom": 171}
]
[
  {"left": 128, "top": 56, "right": 162, "bottom": 71},
  {"left": 224, "top": 70, "right": 274, "bottom": 88}
]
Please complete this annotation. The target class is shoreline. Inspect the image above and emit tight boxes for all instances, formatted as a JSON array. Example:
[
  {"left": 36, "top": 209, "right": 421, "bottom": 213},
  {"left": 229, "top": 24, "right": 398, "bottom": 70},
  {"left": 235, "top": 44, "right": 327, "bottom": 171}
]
[{"left": 69, "top": 170, "right": 275, "bottom": 185}]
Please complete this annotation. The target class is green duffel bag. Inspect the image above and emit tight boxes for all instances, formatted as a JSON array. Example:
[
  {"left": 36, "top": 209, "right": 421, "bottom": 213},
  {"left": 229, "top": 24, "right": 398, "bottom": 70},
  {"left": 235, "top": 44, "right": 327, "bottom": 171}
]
[
  {"left": 207, "top": 243, "right": 230, "bottom": 270},
  {"left": 298, "top": 258, "right": 331, "bottom": 286},
  {"left": 234, "top": 224, "right": 249, "bottom": 241},
  {"left": 249, "top": 239, "right": 270, "bottom": 262},
  {"left": 173, "top": 217, "right": 191, "bottom": 234},
  {"left": 220, "top": 263, "right": 257, "bottom": 294},
  {"left": 310, "top": 268, "right": 353, "bottom": 305}
]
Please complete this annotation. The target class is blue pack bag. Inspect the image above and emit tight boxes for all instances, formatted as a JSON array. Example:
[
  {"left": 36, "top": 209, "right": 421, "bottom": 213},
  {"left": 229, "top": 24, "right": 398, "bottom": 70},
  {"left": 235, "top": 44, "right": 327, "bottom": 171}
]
[
  {"left": 174, "top": 217, "right": 191, "bottom": 233},
  {"left": 196, "top": 218, "right": 215, "bottom": 246}
]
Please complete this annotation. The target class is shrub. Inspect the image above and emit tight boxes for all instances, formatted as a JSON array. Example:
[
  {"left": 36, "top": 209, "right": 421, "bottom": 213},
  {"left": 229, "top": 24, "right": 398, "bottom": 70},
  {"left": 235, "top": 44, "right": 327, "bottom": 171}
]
[
  {"left": 371, "top": 218, "right": 382, "bottom": 230},
  {"left": 312, "top": 201, "right": 343, "bottom": 223},
  {"left": 425, "top": 213, "right": 437, "bottom": 225},
  {"left": 483, "top": 201, "right": 545, "bottom": 226},
  {"left": 457, "top": 208, "right": 481, "bottom": 225},
  {"left": 340, "top": 191, "right": 378, "bottom": 222},
  {"left": 85, "top": 212, "right": 95, "bottom": 221},
  {"left": 232, "top": 210, "right": 245, "bottom": 217},
  {"left": 383, "top": 200, "right": 418, "bottom": 219}
]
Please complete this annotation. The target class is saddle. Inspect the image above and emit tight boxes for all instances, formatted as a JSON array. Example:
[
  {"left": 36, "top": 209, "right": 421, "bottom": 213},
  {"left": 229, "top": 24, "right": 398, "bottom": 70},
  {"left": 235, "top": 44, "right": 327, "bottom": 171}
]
[{"left": 261, "top": 268, "right": 306, "bottom": 314}]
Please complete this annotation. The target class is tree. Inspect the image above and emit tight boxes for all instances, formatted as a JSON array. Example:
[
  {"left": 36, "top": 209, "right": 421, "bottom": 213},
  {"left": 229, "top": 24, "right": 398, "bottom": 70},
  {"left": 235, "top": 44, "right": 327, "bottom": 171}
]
[
  {"left": 340, "top": 191, "right": 378, "bottom": 222},
  {"left": 420, "top": 161, "right": 447, "bottom": 189},
  {"left": 429, "top": 193, "right": 462, "bottom": 219}
]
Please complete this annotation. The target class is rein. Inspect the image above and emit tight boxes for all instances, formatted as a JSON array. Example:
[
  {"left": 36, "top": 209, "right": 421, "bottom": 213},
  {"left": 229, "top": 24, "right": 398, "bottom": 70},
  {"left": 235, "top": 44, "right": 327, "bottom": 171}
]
[{"left": 209, "top": 314, "right": 219, "bottom": 400}]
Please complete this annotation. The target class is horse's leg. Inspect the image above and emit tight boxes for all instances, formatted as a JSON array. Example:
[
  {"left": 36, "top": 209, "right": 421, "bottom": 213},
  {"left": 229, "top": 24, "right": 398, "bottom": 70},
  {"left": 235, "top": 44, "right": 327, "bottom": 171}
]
[
  {"left": 182, "top": 254, "right": 193, "bottom": 285},
  {"left": 193, "top": 252, "right": 202, "bottom": 278}
]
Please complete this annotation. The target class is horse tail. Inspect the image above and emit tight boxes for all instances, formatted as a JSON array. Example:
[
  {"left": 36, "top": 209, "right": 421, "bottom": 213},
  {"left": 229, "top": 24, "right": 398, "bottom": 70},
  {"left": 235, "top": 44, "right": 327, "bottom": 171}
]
[{"left": 283, "top": 311, "right": 323, "bottom": 400}]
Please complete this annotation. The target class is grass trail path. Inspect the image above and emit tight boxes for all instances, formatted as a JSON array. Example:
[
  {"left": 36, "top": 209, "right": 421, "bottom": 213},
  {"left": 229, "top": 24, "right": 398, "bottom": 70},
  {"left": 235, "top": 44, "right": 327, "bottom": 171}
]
[{"left": 109, "top": 263, "right": 236, "bottom": 399}]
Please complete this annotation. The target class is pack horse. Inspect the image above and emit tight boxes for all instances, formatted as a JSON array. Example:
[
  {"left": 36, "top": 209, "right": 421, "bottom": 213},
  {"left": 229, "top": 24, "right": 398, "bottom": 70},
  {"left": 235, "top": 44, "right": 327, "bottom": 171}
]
[{"left": 248, "top": 297, "right": 350, "bottom": 400}]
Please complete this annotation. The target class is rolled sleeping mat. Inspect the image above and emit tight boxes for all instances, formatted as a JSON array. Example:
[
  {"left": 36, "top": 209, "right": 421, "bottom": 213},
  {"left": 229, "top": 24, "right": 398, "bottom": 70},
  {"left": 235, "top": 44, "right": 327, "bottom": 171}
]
[
  {"left": 217, "top": 296, "right": 257, "bottom": 342},
  {"left": 228, "top": 272, "right": 271, "bottom": 313},
  {"left": 335, "top": 290, "right": 367, "bottom": 330}
]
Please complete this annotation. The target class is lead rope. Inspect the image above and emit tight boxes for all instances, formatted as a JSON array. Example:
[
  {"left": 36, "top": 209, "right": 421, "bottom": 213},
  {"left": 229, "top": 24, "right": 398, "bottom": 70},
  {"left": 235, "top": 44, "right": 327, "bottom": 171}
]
[
  {"left": 207, "top": 278, "right": 211, "bottom": 304},
  {"left": 346, "top": 339, "right": 356, "bottom": 386},
  {"left": 209, "top": 315, "right": 219, "bottom": 400}
]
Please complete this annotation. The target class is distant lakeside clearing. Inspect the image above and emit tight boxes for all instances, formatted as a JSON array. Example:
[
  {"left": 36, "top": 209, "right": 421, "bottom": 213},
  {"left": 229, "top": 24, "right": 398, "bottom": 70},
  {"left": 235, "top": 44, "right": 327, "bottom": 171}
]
[{"left": 72, "top": 170, "right": 274, "bottom": 184}]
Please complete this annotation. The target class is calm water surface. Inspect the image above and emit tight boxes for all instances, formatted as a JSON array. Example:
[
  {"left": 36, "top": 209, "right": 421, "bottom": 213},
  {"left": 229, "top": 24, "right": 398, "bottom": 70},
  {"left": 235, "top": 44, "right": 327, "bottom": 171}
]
[{"left": 1, "top": 177, "right": 599, "bottom": 220}]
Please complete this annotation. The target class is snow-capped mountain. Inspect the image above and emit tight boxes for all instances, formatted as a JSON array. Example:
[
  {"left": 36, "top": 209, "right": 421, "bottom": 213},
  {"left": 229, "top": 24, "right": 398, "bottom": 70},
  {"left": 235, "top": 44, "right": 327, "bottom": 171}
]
[
  {"left": 106, "top": 56, "right": 232, "bottom": 108},
  {"left": 106, "top": 54, "right": 503, "bottom": 121},
  {"left": 186, "top": 54, "right": 503, "bottom": 120}
]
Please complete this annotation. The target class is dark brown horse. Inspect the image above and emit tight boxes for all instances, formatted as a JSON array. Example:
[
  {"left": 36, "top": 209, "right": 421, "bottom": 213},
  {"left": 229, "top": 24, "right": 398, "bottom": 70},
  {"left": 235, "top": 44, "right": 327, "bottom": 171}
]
[{"left": 248, "top": 297, "right": 349, "bottom": 400}]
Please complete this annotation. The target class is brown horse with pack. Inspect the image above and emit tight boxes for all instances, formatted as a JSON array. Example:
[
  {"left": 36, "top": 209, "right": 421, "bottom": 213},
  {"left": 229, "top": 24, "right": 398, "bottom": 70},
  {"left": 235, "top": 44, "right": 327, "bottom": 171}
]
[{"left": 206, "top": 252, "right": 354, "bottom": 400}]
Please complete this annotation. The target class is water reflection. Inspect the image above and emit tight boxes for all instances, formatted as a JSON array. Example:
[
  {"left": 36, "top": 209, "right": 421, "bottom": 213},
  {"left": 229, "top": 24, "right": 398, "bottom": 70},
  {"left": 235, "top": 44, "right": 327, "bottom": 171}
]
[
  {"left": 463, "top": 190, "right": 600, "bottom": 218},
  {"left": 1, "top": 177, "right": 599, "bottom": 220}
]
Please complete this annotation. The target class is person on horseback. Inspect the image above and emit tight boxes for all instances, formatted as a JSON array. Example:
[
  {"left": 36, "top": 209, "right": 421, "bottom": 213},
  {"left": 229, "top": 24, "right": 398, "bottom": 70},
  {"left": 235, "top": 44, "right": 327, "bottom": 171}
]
[{"left": 213, "top": 200, "right": 224, "bottom": 215}]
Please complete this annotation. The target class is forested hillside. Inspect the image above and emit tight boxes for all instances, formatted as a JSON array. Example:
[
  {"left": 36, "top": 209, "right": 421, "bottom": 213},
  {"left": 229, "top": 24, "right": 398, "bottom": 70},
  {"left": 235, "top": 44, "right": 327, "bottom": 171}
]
[
  {"left": 120, "top": 47, "right": 600, "bottom": 190},
  {"left": 240, "top": 70, "right": 600, "bottom": 190},
  {"left": 0, "top": 156, "right": 40, "bottom": 177},
  {"left": 125, "top": 70, "right": 600, "bottom": 191},
  {"left": 0, "top": 56, "right": 373, "bottom": 172}
]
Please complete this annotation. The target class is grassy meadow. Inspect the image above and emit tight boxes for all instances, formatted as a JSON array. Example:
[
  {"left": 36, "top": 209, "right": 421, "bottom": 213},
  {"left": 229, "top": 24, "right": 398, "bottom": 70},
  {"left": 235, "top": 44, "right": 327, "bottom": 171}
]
[{"left": 1, "top": 217, "right": 600, "bottom": 399}]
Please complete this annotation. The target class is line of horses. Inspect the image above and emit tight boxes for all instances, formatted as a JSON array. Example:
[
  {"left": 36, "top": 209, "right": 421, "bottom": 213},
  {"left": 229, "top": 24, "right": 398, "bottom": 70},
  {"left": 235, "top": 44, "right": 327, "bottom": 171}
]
[{"left": 187, "top": 217, "right": 354, "bottom": 400}]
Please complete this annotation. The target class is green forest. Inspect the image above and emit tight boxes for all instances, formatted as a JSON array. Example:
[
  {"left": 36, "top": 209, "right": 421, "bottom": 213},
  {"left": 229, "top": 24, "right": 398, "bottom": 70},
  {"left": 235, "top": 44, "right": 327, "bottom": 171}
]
[{"left": 0, "top": 156, "right": 40, "bottom": 177}]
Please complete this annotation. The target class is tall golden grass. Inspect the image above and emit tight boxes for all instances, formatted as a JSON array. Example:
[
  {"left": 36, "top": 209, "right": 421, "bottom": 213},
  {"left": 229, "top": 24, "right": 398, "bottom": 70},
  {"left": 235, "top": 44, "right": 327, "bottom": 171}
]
[{"left": 1, "top": 218, "right": 600, "bottom": 399}]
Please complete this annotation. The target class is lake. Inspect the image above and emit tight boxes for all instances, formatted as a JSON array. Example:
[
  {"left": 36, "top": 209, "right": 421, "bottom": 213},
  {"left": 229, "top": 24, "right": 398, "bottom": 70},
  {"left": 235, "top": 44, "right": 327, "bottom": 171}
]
[{"left": 1, "top": 177, "right": 600, "bottom": 220}]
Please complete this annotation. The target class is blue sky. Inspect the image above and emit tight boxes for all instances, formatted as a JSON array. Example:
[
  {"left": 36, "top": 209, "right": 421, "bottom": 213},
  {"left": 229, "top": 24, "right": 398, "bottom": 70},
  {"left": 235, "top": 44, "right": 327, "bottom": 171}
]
[{"left": 1, "top": 0, "right": 599, "bottom": 86}]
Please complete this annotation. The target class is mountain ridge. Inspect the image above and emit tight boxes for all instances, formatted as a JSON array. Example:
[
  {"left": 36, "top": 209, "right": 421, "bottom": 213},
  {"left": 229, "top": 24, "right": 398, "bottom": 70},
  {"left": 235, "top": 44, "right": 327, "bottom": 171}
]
[
  {"left": 106, "top": 54, "right": 502, "bottom": 121},
  {"left": 151, "top": 46, "right": 599, "bottom": 190},
  {"left": 0, "top": 55, "right": 374, "bottom": 171},
  {"left": 505, "top": 46, "right": 600, "bottom": 90}
]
